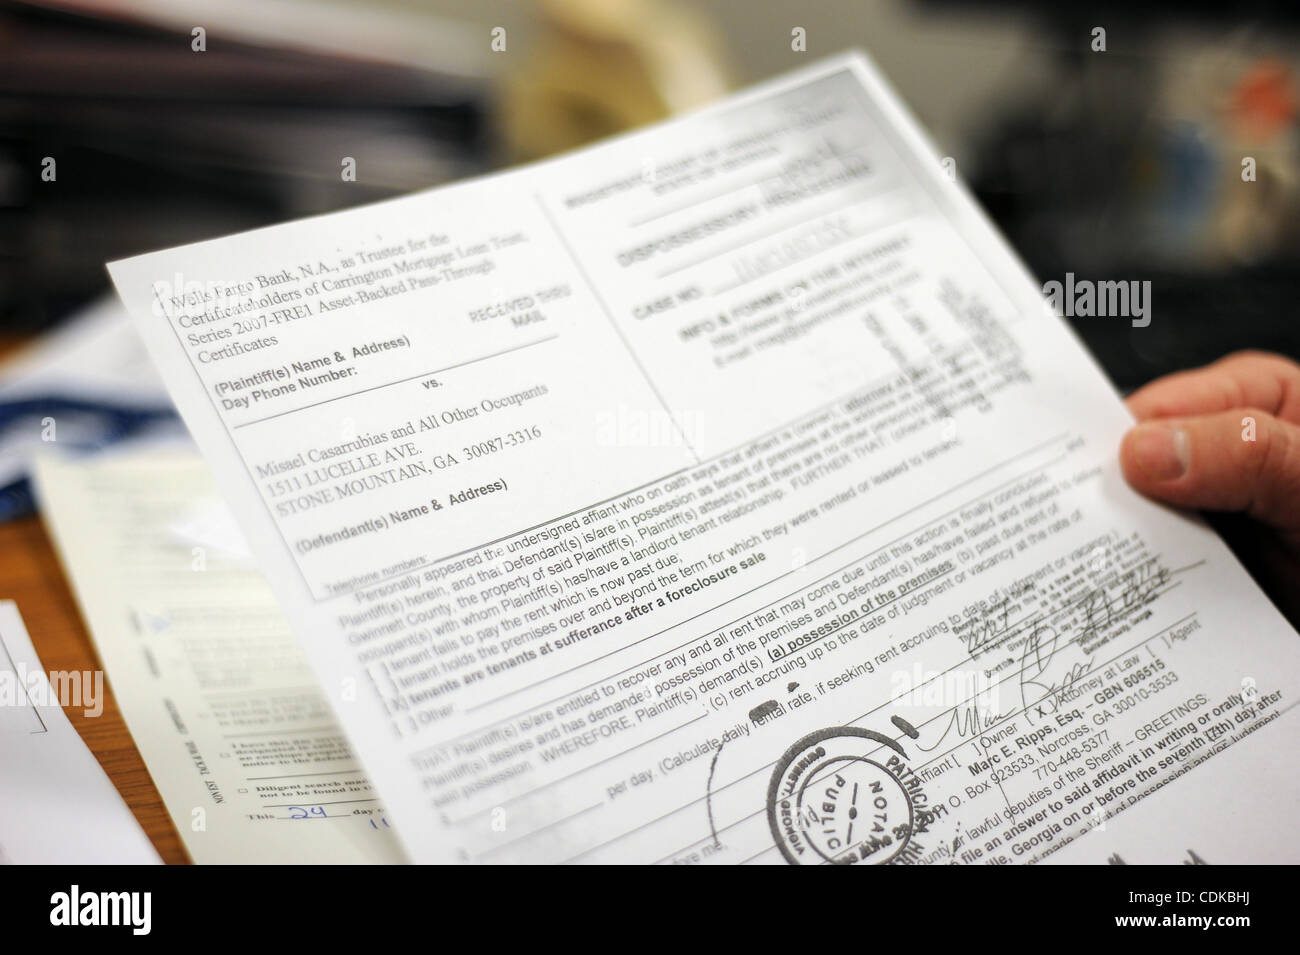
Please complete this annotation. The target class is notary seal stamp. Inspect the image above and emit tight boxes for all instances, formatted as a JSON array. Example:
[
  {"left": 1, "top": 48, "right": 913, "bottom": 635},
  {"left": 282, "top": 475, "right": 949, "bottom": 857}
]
[{"left": 767, "top": 726, "right": 932, "bottom": 865}]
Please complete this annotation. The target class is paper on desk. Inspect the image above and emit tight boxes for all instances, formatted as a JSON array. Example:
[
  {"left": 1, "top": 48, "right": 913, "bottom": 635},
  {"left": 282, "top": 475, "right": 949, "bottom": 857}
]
[
  {"left": 0, "top": 296, "right": 183, "bottom": 519},
  {"left": 107, "top": 52, "right": 1300, "bottom": 864},
  {"left": 0, "top": 296, "right": 169, "bottom": 407},
  {"left": 0, "top": 600, "right": 160, "bottom": 864},
  {"left": 33, "top": 450, "right": 406, "bottom": 864}
]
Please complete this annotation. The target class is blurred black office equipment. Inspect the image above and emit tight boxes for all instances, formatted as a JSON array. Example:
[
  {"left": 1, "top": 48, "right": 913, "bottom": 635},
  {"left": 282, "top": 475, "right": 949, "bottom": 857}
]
[
  {"left": 0, "top": 0, "right": 492, "bottom": 331},
  {"left": 932, "top": 2, "right": 1300, "bottom": 389}
]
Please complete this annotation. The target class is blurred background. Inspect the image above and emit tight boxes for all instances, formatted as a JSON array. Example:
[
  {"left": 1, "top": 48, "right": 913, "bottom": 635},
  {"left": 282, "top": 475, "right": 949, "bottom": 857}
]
[
  {"left": 2, "top": 0, "right": 1294, "bottom": 865},
  {"left": 2, "top": 0, "right": 1297, "bottom": 390}
]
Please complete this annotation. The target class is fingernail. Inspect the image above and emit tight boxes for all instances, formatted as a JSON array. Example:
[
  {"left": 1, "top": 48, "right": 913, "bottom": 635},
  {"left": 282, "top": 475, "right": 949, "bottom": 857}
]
[{"left": 1130, "top": 423, "right": 1189, "bottom": 481}]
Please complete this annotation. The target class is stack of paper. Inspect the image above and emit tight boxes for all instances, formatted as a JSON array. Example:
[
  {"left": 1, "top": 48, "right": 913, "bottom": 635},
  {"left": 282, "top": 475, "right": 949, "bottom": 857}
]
[{"left": 35, "top": 451, "right": 405, "bottom": 864}]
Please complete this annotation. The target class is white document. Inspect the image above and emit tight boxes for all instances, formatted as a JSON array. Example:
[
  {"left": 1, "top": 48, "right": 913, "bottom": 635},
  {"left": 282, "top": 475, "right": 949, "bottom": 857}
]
[
  {"left": 33, "top": 450, "right": 406, "bottom": 864},
  {"left": 109, "top": 53, "right": 1300, "bottom": 864},
  {"left": 0, "top": 600, "right": 160, "bottom": 864}
]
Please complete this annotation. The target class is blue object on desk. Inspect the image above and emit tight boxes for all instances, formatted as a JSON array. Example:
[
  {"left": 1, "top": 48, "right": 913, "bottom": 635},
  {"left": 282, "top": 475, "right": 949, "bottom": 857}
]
[{"left": 0, "top": 395, "right": 177, "bottom": 523}]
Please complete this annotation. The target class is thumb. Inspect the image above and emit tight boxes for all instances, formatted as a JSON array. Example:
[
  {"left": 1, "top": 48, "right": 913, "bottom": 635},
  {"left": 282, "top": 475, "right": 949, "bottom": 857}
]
[{"left": 1120, "top": 408, "right": 1300, "bottom": 541}]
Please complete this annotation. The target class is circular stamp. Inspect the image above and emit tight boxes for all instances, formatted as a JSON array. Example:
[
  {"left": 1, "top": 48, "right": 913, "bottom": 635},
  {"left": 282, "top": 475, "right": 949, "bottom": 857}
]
[{"left": 767, "top": 726, "right": 931, "bottom": 865}]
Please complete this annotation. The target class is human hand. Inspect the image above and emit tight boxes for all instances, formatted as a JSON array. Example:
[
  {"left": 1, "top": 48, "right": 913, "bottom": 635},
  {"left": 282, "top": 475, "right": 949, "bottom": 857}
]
[{"left": 1120, "top": 351, "right": 1300, "bottom": 625}]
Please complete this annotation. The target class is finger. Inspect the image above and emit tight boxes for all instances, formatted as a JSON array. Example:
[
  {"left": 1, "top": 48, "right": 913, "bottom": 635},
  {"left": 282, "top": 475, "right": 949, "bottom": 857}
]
[
  {"left": 1119, "top": 408, "right": 1300, "bottom": 538},
  {"left": 1125, "top": 351, "right": 1300, "bottom": 425}
]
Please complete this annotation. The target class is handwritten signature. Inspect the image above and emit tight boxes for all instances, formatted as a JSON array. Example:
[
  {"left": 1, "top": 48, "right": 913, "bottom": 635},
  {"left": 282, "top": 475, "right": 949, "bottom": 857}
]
[
  {"left": 956, "top": 597, "right": 1014, "bottom": 656},
  {"left": 1015, "top": 556, "right": 1173, "bottom": 720},
  {"left": 917, "top": 698, "right": 1014, "bottom": 752},
  {"left": 1018, "top": 619, "right": 1094, "bottom": 720},
  {"left": 1078, "top": 557, "right": 1171, "bottom": 645}
]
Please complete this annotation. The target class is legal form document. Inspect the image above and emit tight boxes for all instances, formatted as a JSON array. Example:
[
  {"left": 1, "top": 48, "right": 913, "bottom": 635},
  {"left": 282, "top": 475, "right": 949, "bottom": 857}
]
[
  {"left": 109, "top": 53, "right": 1300, "bottom": 864},
  {"left": 0, "top": 601, "right": 159, "bottom": 864},
  {"left": 34, "top": 450, "right": 405, "bottom": 864}
]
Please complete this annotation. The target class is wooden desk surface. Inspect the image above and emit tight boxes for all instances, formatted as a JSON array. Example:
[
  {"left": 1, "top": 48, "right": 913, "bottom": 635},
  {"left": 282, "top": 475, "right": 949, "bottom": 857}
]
[{"left": 0, "top": 334, "right": 188, "bottom": 863}]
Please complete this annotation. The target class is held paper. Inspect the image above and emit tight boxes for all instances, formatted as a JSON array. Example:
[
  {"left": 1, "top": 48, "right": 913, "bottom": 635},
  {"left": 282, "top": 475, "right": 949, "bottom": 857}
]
[
  {"left": 34, "top": 449, "right": 406, "bottom": 864},
  {"left": 109, "top": 53, "right": 1300, "bottom": 864}
]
